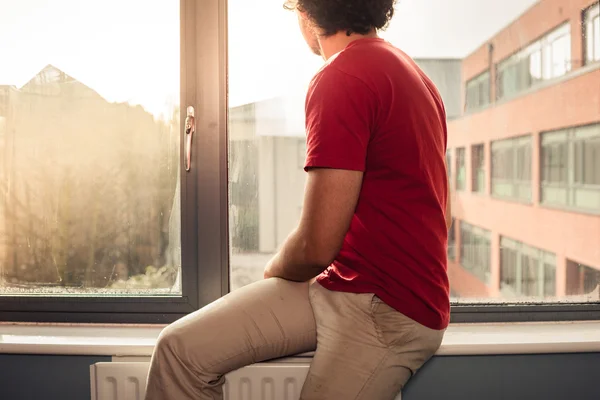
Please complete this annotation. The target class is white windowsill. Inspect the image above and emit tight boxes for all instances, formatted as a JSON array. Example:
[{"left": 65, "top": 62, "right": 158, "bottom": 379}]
[{"left": 1, "top": 321, "right": 599, "bottom": 357}]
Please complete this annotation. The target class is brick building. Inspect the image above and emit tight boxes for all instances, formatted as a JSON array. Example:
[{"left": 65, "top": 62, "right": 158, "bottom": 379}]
[{"left": 447, "top": 0, "right": 600, "bottom": 300}]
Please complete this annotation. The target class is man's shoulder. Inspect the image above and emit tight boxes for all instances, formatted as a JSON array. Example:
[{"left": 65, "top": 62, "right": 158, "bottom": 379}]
[
  {"left": 321, "top": 40, "right": 413, "bottom": 87},
  {"left": 307, "top": 61, "right": 368, "bottom": 97}
]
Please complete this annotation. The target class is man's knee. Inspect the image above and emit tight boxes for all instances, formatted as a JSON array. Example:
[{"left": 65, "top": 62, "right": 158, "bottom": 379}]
[
  {"left": 154, "top": 323, "right": 185, "bottom": 361},
  {"left": 154, "top": 319, "right": 216, "bottom": 375}
]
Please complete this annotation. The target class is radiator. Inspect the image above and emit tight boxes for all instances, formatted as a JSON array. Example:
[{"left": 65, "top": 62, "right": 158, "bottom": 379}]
[
  {"left": 91, "top": 362, "right": 309, "bottom": 400},
  {"left": 90, "top": 361, "right": 402, "bottom": 400}
]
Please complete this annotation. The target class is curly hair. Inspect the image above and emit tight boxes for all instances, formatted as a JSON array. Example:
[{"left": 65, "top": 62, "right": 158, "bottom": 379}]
[{"left": 284, "top": 0, "right": 396, "bottom": 37}]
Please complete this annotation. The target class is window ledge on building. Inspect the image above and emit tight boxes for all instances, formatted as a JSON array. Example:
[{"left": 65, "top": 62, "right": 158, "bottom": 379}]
[{"left": 0, "top": 321, "right": 599, "bottom": 358}]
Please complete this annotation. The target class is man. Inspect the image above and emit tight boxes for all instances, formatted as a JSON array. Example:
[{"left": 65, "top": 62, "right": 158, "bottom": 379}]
[{"left": 145, "top": 0, "right": 451, "bottom": 398}]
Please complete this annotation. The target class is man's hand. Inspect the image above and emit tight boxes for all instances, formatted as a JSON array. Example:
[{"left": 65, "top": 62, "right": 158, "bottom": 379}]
[{"left": 262, "top": 168, "right": 363, "bottom": 282}]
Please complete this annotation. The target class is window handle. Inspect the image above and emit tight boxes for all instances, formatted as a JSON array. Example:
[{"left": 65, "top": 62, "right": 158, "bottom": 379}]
[{"left": 185, "top": 106, "right": 195, "bottom": 171}]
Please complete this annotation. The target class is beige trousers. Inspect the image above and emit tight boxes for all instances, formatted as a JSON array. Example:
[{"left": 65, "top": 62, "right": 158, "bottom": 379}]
[{"left": 145, "top": 278, "right": 444, "bottom": 400}]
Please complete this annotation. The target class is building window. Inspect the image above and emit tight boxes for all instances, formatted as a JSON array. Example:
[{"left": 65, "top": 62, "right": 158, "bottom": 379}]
[
  {"left": 566, "top": 260, "right": 600, "bottom": 295},
  {"left": 491, "top": 135, "right": 532, "bottom": 202},
  {"left": 465, "top": 70, "right": 490, "bottom": 111},
  {"left": 585, "top": 3, "right": 600, "bottom": 64},
  {"left": 541, "top": 123, "right": 600, "bottom": 213},
  {"left": 471, "top": 144, "right": 485, "bottom": 193},
  {"left": 446, "top": 149, "right": 452, "bottom": 182},
  {"left": 496, "top": 23, "right": 571, "bottom": 100},
  {"left": 448, "top": 218, "right": 456, "bottom": 261},
  {"left": 460, "top": 222, "right": 491, "bottom": 284},
  {"left": 455, "top": 147, "right": 466, "bottom": 191},
  {"left": 500, "top": 237, "right": 556, "bottom": 298}
]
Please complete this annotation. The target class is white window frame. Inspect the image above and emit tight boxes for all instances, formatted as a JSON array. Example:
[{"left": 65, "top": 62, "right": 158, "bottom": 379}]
[{"left": 585, "top": 3, "right": 600, "bottom": 64}]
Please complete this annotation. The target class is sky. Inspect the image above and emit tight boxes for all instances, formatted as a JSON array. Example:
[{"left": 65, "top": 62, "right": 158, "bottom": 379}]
[{"left": 0, "top": 0, "right": 540, "bottom": 117}]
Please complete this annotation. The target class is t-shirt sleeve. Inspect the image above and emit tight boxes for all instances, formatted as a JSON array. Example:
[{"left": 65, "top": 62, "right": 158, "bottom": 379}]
[{"left": 304, "top": 67, "right": 376, "bottom": 172}]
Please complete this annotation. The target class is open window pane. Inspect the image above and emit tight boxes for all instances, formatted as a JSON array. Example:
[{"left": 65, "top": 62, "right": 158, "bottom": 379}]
[{"left": 0, "top": 1, "right": 182, "bottom": 296}]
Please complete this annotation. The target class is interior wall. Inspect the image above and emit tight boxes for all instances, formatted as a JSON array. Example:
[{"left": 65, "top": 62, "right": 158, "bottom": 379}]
[{"left": 1, "top": 353, "right": 599, "bottom": 400}]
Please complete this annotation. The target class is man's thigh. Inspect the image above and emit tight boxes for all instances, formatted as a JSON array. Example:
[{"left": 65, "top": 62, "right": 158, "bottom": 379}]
[
  {"left": 300, "top": 282, "right": 443, "bottom": 400},
  {"left": 158, "top": 278, "right": 317, "bottom": 374}
]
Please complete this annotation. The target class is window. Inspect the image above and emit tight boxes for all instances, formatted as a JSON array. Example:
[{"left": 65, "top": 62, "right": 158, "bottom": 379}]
[
  {"left": 460, "top": 222, "right": 491, "bottom": 284},
  {"left": 2, "top": 0, "right": 599, "bottom": 324},
  {"left": 455, "top": 147, "right": 466, "bottom": 191},
  {"left": 446, "top": 150, "right": 452, "bottom": 181},
  {"left": 471, "top": 144, "right": 485, "bottom": 193},
  {"left": 566, "top": 260, "right": 600, "bottom": 296},
  {"left": 500, "top": 237, "right": 556, "bottom": 298},
  {"left": 491, "top": 136, "right": 532, "bottom": 202},
  {"left": 585, "top": 3, "right": 600, "bottom": 64},
  {"left": 496, "top": 23, "right": 571, "bottom": 100},
  {"left": 2, "top": 10, "right": 184, "bottom": 291},
  {"left": 465, "top": 70, "right": 490, "bottom": 111},
  {"left": 541, "top": 123, "right": 600, "bottom": 213},
  {"left": 448, "top": 218, "right": 456, "bottom": 261},
  {"left": 0, "top": 0, "right": 225, "bottom": 323}
]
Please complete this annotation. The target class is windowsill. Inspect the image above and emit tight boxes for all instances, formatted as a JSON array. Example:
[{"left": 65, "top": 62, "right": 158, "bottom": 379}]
[{"left": 1, "top": 321, "right": 599, "bottom": 357}]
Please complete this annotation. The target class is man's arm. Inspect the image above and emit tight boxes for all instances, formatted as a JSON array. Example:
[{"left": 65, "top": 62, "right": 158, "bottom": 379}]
[{"left": 264, "top": 168, "right": 363, "bottom": 282}]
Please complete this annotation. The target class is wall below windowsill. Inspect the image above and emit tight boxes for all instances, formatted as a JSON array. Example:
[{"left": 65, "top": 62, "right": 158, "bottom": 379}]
[{"left": 1, "top": 320, "right": 599, "bottom": 357}]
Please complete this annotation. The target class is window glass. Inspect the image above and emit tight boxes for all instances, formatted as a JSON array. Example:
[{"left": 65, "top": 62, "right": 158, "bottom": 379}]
[
  {"left": 491, "top": 136, "right": 531, "bottom": 202},
  {"left": 465, "top": 71, "right": 490, "bottom": 111},
  {"left": 460, "top": 222, "right": 491, "bottom": 284},
  {"left": 541, "top": 132, "right": 568, "bottom": 185},
  {"left": 0, "top": 1, "right": 181, "bottom": 295},
  {"left": 225, "top": 0, "right": 599, "bottom": 306},
  {"left": 497, "top": 23, "right": 571, "bottom": 100},
  {"left": 567, "top": 260, "right": 600, "bottom": 295},
  {"left": 541, "top": 124, "right": 600, "bottom": 211},
  {"left": 584, "top": 4, "right": 600, "bottom": 63},
  {"left": 582, "top": 136, "right": 600, "bottom": 186},
  {"left": 471, "top": 144, "right": 485, "bottom": 193},
  {"left": 500, "top": 237, "right": 557, "bottom": 298},
  {"left": 595, "top": 16, "right": 600, "bottom": 61},
  {"left": 448, "top": 218, "right": 456, "bottom": 261},
  {"left": 456, "top": 147, "right": 467, "bottom": 191},
  {"left": 548, "top": 34, "right": 571, "bottom": 78}
]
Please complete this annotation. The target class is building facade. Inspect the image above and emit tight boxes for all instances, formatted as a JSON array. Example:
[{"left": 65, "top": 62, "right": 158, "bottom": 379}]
[{"left": 447, "top": 0, "right": 600, "bottom": 300}]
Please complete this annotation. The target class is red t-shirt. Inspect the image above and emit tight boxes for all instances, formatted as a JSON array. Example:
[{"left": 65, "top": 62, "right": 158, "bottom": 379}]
[{"left": 305, "top": 38, "right": 450, "bottom": 330}]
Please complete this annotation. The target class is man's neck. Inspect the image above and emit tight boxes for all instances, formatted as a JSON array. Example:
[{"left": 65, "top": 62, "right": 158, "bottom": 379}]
[{"left": 319, "top": 30, "right": 379, "bottom": 60}]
